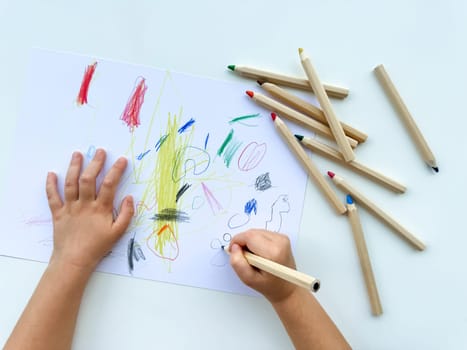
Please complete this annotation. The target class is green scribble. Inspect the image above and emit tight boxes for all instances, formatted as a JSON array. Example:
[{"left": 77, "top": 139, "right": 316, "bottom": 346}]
[
  {"left": 217, "top": 129, "right": 234, "bottom": 156},
  {"left": 228, "top": 113, "right": 261, "bottom": 124},
  {"left": 223, "top": 140, "right": 243, "bottom": 167}
]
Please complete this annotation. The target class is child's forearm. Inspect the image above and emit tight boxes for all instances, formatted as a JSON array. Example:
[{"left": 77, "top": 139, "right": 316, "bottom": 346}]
[
  {"left": 5, "top": 261, "right": 92, "bottom": 350},
  {"left": 272, "top": 288, "right": 351, "bottom": 350}
]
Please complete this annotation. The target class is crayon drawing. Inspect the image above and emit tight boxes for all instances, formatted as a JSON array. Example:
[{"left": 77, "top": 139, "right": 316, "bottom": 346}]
[{"left": 0, "top": 49, "right": 309, "bottom": 296}]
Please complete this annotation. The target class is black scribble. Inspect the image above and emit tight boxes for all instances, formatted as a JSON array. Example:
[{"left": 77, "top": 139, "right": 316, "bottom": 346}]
[
  {"left": 127, "top": 237, "right": 135, "bottom": 273},
  {"left": 133, "top": 243, "right": 146, "bottom": 262},
  {"left": 176, "top": 183, "right": 192, "bottom": 202},
  {"left": 151, "top": 208, "right": 190, "bottom": 223},
  {"left": 255, "top": 172, "right": 272, "bottom": 191}
]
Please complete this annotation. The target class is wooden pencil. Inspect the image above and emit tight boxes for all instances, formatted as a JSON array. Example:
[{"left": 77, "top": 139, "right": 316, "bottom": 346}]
[
  {"left": 295, "top": 134, "right": 406, "bottom": 193},
  {"left": 259, "top": 81, "right": 368, "bottom": 143},
  {"left": 299, "top": 48, "right": 355, "bottom": 162},
  {"left": 246, "top": 90, "right": 358, "bottom": 148},
  {"left": 222, "top": 245, "right": 321, "bottom": 292},
  {"left": 328, "top": 171, "right": 425, "bottom": 251},
  {"left": 374, "top": 64, "right": 438, "bottom": 172},
  {"left": 272, "top": 113, "right": 347, "bottom": 215},
  {"left": 346, "top": 195, "right": 383, "bottom": 316},
  {"left": 228, "top": 64, "right": 348, "bottom": 99}
]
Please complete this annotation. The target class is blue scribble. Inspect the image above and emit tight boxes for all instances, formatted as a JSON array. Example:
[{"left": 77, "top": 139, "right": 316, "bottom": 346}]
[
  {"left": 155, "top": 134, "right": 169, "bottom": 151},
  {"left": 244, "top": 199, "right": 257, "bottom": 215},
  {"left": 86, "top": 145, "right": 96, "bottom": 159},
  {"left": 204, "top": 133, "right": 210, "bottom": 150},
  {"left": 178, "top": 118, "right": 195, "bottom": 134},
  {"left": 137, "top": 149, "right": 151, "bottom": 160}
]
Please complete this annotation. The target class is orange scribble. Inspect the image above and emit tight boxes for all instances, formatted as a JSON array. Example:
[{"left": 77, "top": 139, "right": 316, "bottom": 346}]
[{"left": 156, "top": 224, "right": 171, "bottom": 236}]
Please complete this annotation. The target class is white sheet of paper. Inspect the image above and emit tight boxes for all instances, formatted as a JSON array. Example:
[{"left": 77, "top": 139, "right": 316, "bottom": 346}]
[{"left": 0, "top": 49, "right": 310, "bottom": 295}]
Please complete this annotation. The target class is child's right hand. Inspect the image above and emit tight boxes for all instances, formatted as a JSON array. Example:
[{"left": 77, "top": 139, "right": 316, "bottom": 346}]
[{"left": 228, "top": 229, "right": 299, "bottom": 304}]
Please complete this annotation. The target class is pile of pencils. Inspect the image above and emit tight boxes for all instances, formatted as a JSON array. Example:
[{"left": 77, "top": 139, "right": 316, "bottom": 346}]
[{"left": 229, "top": 48, "right": 438, "bottom": 316}]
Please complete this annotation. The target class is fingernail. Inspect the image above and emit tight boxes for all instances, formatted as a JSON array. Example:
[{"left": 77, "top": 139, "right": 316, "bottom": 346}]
[
  {"left": 72, "top": 151, "right": 81, "bottom": 161},
  {"left": 231, "top": 243, "right": 240, "bottom": 253},
  {"left": 95, "top": 149, "right": 105, "bottom": 160}
]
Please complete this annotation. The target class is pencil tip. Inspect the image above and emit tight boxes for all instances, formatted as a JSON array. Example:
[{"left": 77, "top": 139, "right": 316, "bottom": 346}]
[
  {"left": 246, "top": 90, "right": 254, "bottom": 98},
  {"left": 327, "top": 171, "right": 335, "bottom": 179},
  {"left": 256, "top": 80, "right": 264, "bottom": 85},
  {"left": 294, "top": 134, "right": 304, "bottom": 141},
  {"left": 346, "top": 194, "right": 354, "bottom": 204},
  {"left": 271, "top": 113, "right": 277, "bottom": 121},
  {"left": 298, "top": 47, "right": 304, "bottom": 54},
  {"left": 432, "top": 166, "right": 439, "bottom": 173},
  {"left": 227, "top": 65, "right": 235, "bottom": 71}
]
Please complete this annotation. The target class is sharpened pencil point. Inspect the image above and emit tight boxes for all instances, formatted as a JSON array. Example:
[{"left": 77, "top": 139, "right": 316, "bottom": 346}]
[
  {"left": 227, "top": 65, "right": 235, "bottom": 71},
  {"left": 246, "top": 90, "right": 254, "bottom": 98},
  {"left": 298, "top": 48, "right": 304, "bottom": 54},
  {"left": 327, "top": 171, "right": 335, "bottom": 179},
  {"left": 346, "top": 194, "right": 354, "bottom": 205},
  {"left": 256, "top": 80, "right": 264, "bottom": 86},
  {"left": 271, "top": 113, "right": 277, "bottom": 121},
  {"left": 294, "top": 134, "right": 304, "bottom": 141},
  {"left": 432, "top": 166, "right": 439, "bottom": 173}
]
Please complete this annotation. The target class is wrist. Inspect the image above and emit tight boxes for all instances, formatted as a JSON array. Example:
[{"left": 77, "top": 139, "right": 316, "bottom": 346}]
[
  {"left": 270, "top": 286, "right": 309, "bottom": 310},
  {"left": 47, "top": 256, "right": 95, "bottom": 284}
]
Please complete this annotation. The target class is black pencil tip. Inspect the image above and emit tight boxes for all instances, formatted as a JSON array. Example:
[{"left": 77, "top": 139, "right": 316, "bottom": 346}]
[
  {"left": 256, "top": 80, "right": 264, "bottom": 85},
  {"left": 432, "top": 166, "right": 439, "bottom": 173}
]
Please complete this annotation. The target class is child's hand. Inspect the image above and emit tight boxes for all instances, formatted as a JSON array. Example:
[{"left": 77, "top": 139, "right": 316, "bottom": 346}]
[
  {"left": 229, "top": 229, "right": 298, "bottom": 304},
  {"left": 46, "top": 149, "right": 134, "bottom": 275}
]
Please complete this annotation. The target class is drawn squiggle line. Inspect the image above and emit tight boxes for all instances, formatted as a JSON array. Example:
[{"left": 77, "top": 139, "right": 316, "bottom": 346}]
[
  {"left": 172, "top": 146, "right": 210, "bottom": 183},
  {"left": 121, "top": 77, "right": 147, "bottom": 131},
  {"left": 137, "top": 149, "right": 151, "bottom": 160},
  {"left": 228, "top": 113, "right": 261, "bottom": 126},
  {"left": 146, "top": 224, "right": 180, "bottom": 261},
  {"left": 265, "top": 194, "right": 290, "bottom": 232},
  {"left": 204, "top": 133, "right": 209, "bottom": 150},
  {"left": 201, "top": 182, "right": 223, "bottom": 215},
  {"left": 227, "top": 198, "right": 257, "bottom": 229},
  {"left": 77, "top": 61, "right": 97, "bottom": 106},
  {"left": 155, "top": 134, "right": 169, "bottom": 151},
  {"left": 178, "top": 118, "right": 195, "bottom": 134},
  {"left": 210, "top": 233, "right": 232, "bottom": 267},
  {"left": 86, "top": 145, "right": 96, "bottom": 159},
  {"left": 176, "top": 183, "right": 191, "bottom": 203}
]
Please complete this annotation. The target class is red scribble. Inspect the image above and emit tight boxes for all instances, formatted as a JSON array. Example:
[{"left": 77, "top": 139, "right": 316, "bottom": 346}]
[
  {"left": 76, "top": 62, "right": 97, "bottom": 106},
  {"left": 121, "top": 77, "right": 147, "bottom": 131}
]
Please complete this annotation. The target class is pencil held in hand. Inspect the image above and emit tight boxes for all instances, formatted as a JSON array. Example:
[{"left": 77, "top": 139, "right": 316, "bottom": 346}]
[
  {"left": 346, "top": 195, "right": 383, "bottom": 316},
  {"left": 222, "top": 245, "right": 321, "bottom": 293},
  {"left": 374, "top": 64, "right": 438, "bottom": 172}
]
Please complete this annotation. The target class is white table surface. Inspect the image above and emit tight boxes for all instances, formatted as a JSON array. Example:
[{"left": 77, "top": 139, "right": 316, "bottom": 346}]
[{"left": 1, "top": 1, "right": 466, "bottom": 349}]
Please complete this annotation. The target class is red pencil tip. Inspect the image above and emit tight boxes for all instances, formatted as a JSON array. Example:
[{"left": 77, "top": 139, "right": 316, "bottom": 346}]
[
  {"left": 327, "top": 171, "right": 335, "bottom": 178},
  {"left": 246, "top": 90, "right": 254, "bottom": 98},
  {"left": 271, "top": 113, "right": 277, "bottom": 121}
]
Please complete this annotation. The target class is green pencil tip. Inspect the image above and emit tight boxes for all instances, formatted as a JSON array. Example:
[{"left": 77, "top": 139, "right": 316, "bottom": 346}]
[
  {"left": 294, "top": 134, "right": 304, "bottom": 141},
  {"left": 227, "top": 65, "right": 236, "bottom": 71}
]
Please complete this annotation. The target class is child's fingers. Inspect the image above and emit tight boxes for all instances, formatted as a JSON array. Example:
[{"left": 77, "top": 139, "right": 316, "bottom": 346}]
[
  {"left": 229, "top": 243, "right": 258, "bottom": 287},
  {"left": 64, "top": 152, "right": 83, "bottom": 202},
  {"left": 97, "top": 157, "right": 128, "bottom": 208},
  {"left": 46, "top": 172, "right": 63, "bottom": 215},
  {"left": 79, "top": 149, "right": 106, "bottom": 201},
  {"left": 111, "top": 196, "right": 134, "bottom": 237}
]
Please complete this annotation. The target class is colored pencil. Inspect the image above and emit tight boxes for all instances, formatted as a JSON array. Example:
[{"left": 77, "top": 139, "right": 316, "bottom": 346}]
[
  {"left": 246, "top": 90, "right": 358, "bottom": 148},
  {"left": 228, "top": 64, "right": 348, "bottom": 99},
  {"left": 374, "top": 64, "right": 438, "bottom": 172},
  {"left": 328, "top": 171, "right": 425, "bottom": 251},
  {"left": 295, "top": 134, "right": 406, "bottom": 193},
  {"left": 299, "top": 48, "right": 355, "bottom": 162},
  {"left": 346, "top": 195, "right": 383, "bottom": 316},
  {"left": 272, "top": 113, "right": 347, "bottom": 214},
  {"left": 259, "top": 81, "right": 368, "bottom": 143},
  {"left": 222, "top": 245, "right": 321, "bottom": 292}
]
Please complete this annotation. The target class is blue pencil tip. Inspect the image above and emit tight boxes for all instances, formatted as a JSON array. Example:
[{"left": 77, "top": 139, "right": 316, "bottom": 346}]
[{"left": 346, "top": 194, "right": 354, "bottom": 204}]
